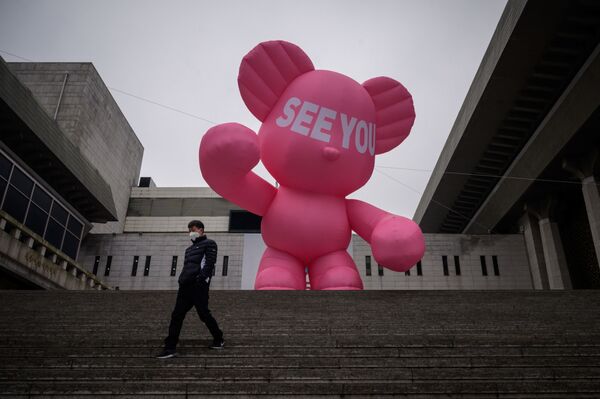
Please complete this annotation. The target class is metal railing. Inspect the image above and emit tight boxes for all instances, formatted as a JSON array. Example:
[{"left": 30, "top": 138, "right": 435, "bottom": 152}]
[{"left": 0, "top": 210, "right": 111, "bottom": 290}]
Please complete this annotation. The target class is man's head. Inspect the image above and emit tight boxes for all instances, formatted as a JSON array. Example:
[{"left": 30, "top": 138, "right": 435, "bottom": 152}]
[{"left": 188, "top": 220, "right": 205, "bottom": 235}]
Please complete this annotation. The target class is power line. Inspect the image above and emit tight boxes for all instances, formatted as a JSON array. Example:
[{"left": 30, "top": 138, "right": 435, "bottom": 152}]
[
  {"left": 374, "top": 168, "right": 495, "bottom": 233},
  {"left": 377, "top": 165, "right": 595, "bottom": 186},
  {"left": 107, "top": 87, "right": 216, "bottom": 125},
  {"left": 0, "top": 50, "right": 34, "bottom": 62},
  {"left": 0, "top": 49, "right": 579, "bottom": 233},
  {"left": 0, "top": 49, "right": 217, "bottom": 125}
]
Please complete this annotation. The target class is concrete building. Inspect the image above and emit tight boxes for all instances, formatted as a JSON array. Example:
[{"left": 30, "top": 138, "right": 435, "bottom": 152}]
[
  {"left": 77, "top": 185, "right": 531, "bottom": 290},
  {"left": 0, "top": 56, "right": 142, "bottom": 289},
  {"left": 1, "top": 0, "right": 598, "bottom": 291},
  {"left": 6, "top": 62, "right": 144, "bottom": 235},
  {"left": 415, "top": 0, "right": 600, "bottom": 289}
]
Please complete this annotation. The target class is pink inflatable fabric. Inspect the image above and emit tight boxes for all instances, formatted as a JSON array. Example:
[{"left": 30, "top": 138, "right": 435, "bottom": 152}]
[{"left": 200, "top": 40, "right": 425, "bottom": 290}]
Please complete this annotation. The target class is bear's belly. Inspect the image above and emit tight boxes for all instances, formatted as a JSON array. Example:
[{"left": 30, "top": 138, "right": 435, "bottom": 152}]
[{"left": 261, "top": 188, "right": 351, "bottom": 264}]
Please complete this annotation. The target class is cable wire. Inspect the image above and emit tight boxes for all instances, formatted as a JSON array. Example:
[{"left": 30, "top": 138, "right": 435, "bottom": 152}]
[
  {"left": 375, "top": 168, "right": 495, "bottom": 233},
  {"left": 0, "top": 49, "right": 217, "bottom": 125},
  {"left": 377, "top": 165, "right": 596, "bottom": 186}
]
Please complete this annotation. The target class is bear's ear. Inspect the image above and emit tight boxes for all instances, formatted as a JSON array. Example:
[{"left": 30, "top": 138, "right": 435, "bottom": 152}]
[
  {"left": 238, "top": 40, "right": 315, "bottom": 121},
  {"left": 362, "top": 77, "right": 415, "bottom": 154}
]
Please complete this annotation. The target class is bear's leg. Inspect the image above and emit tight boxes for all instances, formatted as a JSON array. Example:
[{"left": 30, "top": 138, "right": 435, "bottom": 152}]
[
  {"left": 254, "top": 247, "right": 306, "bottom": 290},
  {"left": 308, "top": 251, "right": 363, "bottom": 290}
]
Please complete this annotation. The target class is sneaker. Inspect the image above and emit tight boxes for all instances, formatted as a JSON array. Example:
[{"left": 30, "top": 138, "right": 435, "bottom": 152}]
[
  {"left": 209, "top": 339, "right": 225, "bottom": 350},
  {"left": 156, "top": 348, "right": 177, "bottom": 359}
]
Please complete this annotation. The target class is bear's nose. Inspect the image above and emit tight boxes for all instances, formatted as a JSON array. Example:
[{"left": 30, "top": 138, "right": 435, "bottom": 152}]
[{"left": 322, "top": 146, "right": 340, "bottom": 161}]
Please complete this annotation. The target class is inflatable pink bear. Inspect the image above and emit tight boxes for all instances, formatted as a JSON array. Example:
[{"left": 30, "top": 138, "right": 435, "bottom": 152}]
[{"left": 200, "top": 40, "right": 425, "bottom": 290}]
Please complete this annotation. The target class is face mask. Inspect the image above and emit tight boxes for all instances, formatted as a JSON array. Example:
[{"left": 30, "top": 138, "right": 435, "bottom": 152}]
[{"left": 189, "top": 231, "right": 201, "bottom": 240}]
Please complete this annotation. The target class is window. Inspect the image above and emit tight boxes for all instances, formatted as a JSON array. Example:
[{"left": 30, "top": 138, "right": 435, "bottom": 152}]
[
  {"left": 454, "top": 256, "right": 461, "bottom": 276},
  {"left": 131, "top": 256, "right": 139, "bottom": 276},
  {"left": 442, "top": 256, "right": 449, "bottom": 276},
  {"left": 61, "top": 232, "right": 79, "bottom": 259},
  {"left": 170, "top": 256, "right": 178, "bottom": 277},
  {"left": 0, "top": 152, "right": 83, "bottom": 259},
  {"left": 92, "top": 256, "right": 100, "bottom": 275},
  {"left": 25, "top": 203, "right": 48, "bottom": 237},
  {"left": 378, "top": 263, "right": 384, "bottom": 276},
  {"left": 228, "top": 210, "right": 262, "bottom": 232},
  {"left": 365, "top": 256, "right": 371, "bottom": 276},
  {"left": 32, "top": 186, "right": 52, "bottom": 212},
  {"left": 492, "top": 256, "right": 500, "bottom": 276},
  {"left": 222, "top": 256, "right": 229, "bottom": 276},
  {"left": 2, "top": 186, "right": 29, "bottom": 223},
  {"left": 405, "top": 269, "right": 410, "bottom": 276},
  {"left": 67, "top": 215, "right": 83, "bottom": 237},
  {"left": 416, "top": 261, "right": 423, "bottom": 276},
  {"left": 144, "top": 256, "right": 151, "bottom": 276},
  {"left": 480, "top": 255, "right": 488, "bottom": 276},
  {"left": 0, "top": 153, "right": 11, "bottom": 179},
  {"left": 44, "top": 218, "right": 65, "bottom": 249},
  {"left": 9, "top": 167, "right": 33, "bottom": 196},
  {"left": 0, "top": 177, "right": 7, "bottom": 206},
  {"left": 104, "top": 256, "right": 112, "bottom": 276},
  {"left": 50, "top": 202, "right": 68, "bottom": 225}
]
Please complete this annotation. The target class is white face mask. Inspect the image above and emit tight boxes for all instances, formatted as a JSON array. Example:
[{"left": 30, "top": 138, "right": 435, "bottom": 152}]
[{"left": 189, "top": 231, "right": 201, "bottom": 240}]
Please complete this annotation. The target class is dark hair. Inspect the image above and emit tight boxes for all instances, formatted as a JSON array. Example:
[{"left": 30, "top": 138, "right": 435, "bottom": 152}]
[{"left": 188, "top": 220, "right": 204, "bottom": 230}]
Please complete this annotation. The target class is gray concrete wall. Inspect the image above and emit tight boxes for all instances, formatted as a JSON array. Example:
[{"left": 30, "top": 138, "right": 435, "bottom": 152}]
[
  {"left": 78, "top": 232, "right": 243, "bottom": 290},
  {"left": 80, "top": 230, "right": 531, "bottom": 290},
  {"left": 6, "top": 62, "right": 144, "bottom": 234},
  {"left": 354, "top": 234, "right": 532, "bottom": 290}
]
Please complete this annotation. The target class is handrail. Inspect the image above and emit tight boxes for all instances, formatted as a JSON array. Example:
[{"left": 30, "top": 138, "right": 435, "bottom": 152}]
[{"left": 0, "top": 210, "right": 111, "bottom": 290}]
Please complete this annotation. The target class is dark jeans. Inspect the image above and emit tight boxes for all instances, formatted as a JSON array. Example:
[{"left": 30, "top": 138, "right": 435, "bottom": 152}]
[{"left": 164, "top": 280, "right": 223, "bottom": 350}]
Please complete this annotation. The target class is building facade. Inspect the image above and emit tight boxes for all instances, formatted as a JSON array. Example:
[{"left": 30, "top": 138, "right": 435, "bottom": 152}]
[
  {"left": 2, "top": 0, "right": 597, "bottom": 291},
  {"left": 77, "top": 186, "right": 532, "bottom": 290},
  {"left": 415, "top": 0, "right": 600, "bottom": 290},
  {"left": 0, "top": 57, "right": 142, "bottom": 289}
]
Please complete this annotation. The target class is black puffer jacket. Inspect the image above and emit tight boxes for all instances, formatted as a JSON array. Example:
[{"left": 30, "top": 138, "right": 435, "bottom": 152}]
[{"left": 178, "top": 235, "right": 218, "bottom": 286}]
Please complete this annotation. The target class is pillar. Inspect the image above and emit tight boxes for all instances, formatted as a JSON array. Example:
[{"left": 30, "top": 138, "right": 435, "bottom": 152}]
[
  {"left": 519, "top": 212, "right": 549, "bottom": 289},
  {"left": 525, "top": 197, "right": 571, "bottom": 290},
  {"left": 563, "top": 150, "right": 600, "bottom": 274},
  {"left": 539, "top": 218, "right": 571, "bottom": 289},
  {"left": 582, "top": 175, "right": 600, "bottom": 264}
]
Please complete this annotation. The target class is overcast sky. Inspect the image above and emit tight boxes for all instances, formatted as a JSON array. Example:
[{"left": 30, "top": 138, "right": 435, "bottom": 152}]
[{"left": 0, "top": 0, "right": 507, "bottom": 218}]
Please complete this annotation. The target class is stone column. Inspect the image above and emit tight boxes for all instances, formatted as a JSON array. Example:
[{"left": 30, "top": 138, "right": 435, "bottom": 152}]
[
  {"left": 582, "top": 176, "right": 600, "bottom": 263},
  {"left": 563, "top": 150, "right": 600, "bottom": 271},
  {"left": 539, "top": 218, "right": 571, "bottom": 289},
  {"left": 526, "top": 198, "right": 571, "bottom": 290},
  {"left": 519, "top": 212, "right": 549, "bottom": 289}
]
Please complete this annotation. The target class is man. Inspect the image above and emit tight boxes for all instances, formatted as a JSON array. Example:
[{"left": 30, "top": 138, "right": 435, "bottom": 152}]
[{"left": 157, "top": 220, "right": 224, "bottom": 359}]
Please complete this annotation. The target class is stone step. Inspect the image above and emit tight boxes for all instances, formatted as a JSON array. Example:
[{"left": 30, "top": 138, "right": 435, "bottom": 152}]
[
  {"left": 3, "top": 345, "right": 600, "bottom": 359},
  {"left": 2, "top": 334, "right": 599, "bottom": 348},
  {"left": 2, "top": 380, "right": 600, "bottom": 396},
  {"left": 1, "top": 290, "right": 599, "bottom": 397},
  {"left": 2, "top": 355, "right": 600, "bottom": 369},
  {"left": 2, "top": 366, "right": 600, "bottom": 382}
]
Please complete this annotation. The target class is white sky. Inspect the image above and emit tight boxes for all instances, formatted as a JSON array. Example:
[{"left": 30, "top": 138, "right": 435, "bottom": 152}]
[{"left": 0, "top": 0, "right": 507, "bottom": 218}]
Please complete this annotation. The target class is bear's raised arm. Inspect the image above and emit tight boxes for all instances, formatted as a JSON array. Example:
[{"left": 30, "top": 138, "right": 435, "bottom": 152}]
[
  {"left": 346, "top": 199, "right": 425, "bottom": 272},
  {"left": 200, "top": 123, "right": 277, "bottom": 216}
]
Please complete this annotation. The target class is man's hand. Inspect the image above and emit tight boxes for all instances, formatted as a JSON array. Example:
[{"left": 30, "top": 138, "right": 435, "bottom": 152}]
[{"left": 196, "top": 272, "right": 211, "bottom": 284}]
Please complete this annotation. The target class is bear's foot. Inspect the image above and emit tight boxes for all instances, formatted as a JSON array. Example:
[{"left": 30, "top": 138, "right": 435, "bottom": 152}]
[
  {"left": 309, "top": 251, "right": 363, "bottom": 290},
  {"left": 254, "top": 247, "right": 306, "bottom": 290}
]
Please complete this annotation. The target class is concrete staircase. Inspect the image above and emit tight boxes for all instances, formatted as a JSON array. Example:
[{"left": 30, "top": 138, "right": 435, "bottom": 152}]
[{"left": 1, "top": 290, "right": 600, "bottom": 397}]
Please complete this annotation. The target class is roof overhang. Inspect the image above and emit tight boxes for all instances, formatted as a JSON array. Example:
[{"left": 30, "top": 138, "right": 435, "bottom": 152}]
[
  {"left": 414, "top": 0, "right": 600, "bottom": 233},
  {"left": 0, "top": 57, "right": 118, "bottom": 222}
]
